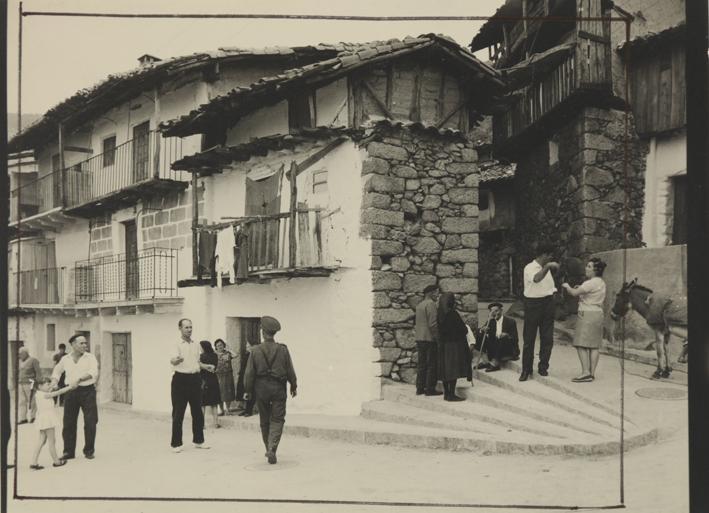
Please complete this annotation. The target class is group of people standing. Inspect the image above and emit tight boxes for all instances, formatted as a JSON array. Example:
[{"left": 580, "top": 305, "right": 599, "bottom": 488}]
[
  {"left": 170, "top": 316, "right": 297, "bottom": 465},
  {"left": 415, "top": 244, "right": 609, "bottom": 394}
]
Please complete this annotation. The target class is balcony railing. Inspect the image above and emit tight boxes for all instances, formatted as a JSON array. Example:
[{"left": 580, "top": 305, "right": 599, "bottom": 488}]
[
  {"left": 8, "top": 267, "right": 65, "bottom": 305},
  {"left": 9, "top": 172, "right": 62, "bottom": 223},
  {"left": 9, "top": 131, "right": 189, "bottom": 223},
  {"left": 199, "top": 209, "right": 328, "bottom": 279},
  {"left": 493, "top": 40, "right": 611, "bottom": 146},
  {"left": 74, "top": 247, "right": 178, "bottom": 303},
  {"left": 65, "top": 131, "right": 188, "bottom": 209}
]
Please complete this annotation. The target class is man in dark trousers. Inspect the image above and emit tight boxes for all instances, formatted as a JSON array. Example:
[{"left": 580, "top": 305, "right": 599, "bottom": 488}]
[
  {"left": 475, "top": 302, "right": 519, "bottom": 372},
  {"left": 169, "top": 318, "right": 214, "bottom": 453},
  {"left": 51, "top": 334, "right": 99, "bottom": 459},
  {"left": 244, "top": 316, "right": 297, "bottom": 465},
  {"left": 415, "top": 285, "right": 442, "bottom": 396},
  {"left": 520, "top": 244, "right": 560, "bottom": 381}
]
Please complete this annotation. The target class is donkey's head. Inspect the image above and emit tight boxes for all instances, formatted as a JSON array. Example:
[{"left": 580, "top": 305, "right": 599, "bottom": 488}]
[{"left": 610, "top": 278, "right": 638, "bottom": 320}]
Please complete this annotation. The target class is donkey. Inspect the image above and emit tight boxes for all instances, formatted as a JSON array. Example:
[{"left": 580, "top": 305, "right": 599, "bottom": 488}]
[{"left": 610, "top": 278, "right": 688, "bottom": 379}]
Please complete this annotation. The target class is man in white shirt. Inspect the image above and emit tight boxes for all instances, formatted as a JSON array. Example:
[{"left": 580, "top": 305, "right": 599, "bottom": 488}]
[
  {"left": 520, "top": 244, "right": 560, "bottom": 381},
  {"left": 170, "top": 318, "right": 214, "bottom": 453},
  {"left": 51, "top": 334, "right": 99, "bottom": 460}
]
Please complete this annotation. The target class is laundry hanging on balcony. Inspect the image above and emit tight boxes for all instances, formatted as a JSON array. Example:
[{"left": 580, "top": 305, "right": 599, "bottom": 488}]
[{"left": 215, "top": 226, "right": 236, "bottom": 288}]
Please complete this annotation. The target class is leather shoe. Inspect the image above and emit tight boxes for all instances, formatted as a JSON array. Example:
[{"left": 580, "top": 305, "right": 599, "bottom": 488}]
[
  {"left": 519, "top": 372, "right": 531, "bottom": 382},
  {"left": 84, "top": 453, "right": 95, "bottom": 460},
  {"left": 424, "top": 390, "right": 443, "bottom": 396},
  {"left": 538, "top": 369, "right": 549, "bottom": 377},
  {"left": 485, "top": 365, "right": 501, "bottom": 373},
  {"left": 415, "top": 390, "right": 424, "bottom": 396},
  {"left": 475, "top": 362, "right": 491, "bottom": 370},
  {"left": 61, "top": 454, "right": 75, "bottom": 460},
  {"left": 267, "top": 451, "right": 277, "bottom": 464},
  {"left": 445, "top": 395, "right": 465, "bottom": 402}
]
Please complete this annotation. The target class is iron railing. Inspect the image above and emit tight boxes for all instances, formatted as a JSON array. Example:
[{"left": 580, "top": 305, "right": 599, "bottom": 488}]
[
  {"left": 74, "top": 247, "right": 178, "bottom": 302},
  {"left": 9, "top": 130, "right": 189, "bottom": 222},
  {"left": 65, "top": 131, "right": 189, "bottom": 208},
  {"left": 8, "top": 267, "right": 65, "bottom": 305}
]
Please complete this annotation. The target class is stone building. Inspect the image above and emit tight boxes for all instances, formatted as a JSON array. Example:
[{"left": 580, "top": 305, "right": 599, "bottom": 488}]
[{"left": 161, "top": 34, "right": 502, "bottom": 411}]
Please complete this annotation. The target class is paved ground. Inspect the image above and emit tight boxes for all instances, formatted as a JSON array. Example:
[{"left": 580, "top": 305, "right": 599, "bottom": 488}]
[{"left": 6, "top": 345, "right": 688, "bottom": 513}]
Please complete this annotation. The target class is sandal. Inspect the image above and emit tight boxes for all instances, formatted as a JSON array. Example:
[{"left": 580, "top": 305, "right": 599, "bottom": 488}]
[
  {"left": 572, "top": 375, "right": 593, "bottom": 383},
  {"left": 53, "top": 460, "right": 67, "bottom": 468},
  {"left": 29, "top": 464, "right": 44, "bottom": 470}
]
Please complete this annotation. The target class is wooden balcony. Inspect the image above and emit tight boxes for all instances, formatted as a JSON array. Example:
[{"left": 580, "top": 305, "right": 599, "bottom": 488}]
[
  {"left": 8, "top": 267, "right": 66, "bottom": 307},
  {"left": 493, "top": 38, "right": 612, "bottom": 154},
  {"left": 8, "top": 173, "right": 75, "bottom": 232}
]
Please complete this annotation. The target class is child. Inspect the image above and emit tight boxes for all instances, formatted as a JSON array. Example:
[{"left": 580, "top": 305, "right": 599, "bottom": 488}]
[{"left": 29, "top": 377, "right": 74, "bottom": 470}]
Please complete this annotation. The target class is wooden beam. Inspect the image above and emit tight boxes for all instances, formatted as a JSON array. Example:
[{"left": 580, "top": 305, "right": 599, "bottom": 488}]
[
  {"left": 411, "top": 65, "right": 422, "bottom": 122},
  {"left": 288, "top": 161, "right": 298, "bottom": 269},
  {"left": 577, "top": 30, "right": 610, "bottom": 45},
  {"left": 58, "top": 123, "right": 67, "bottom": 207},
  {"left": 361, "top": 81, "right": 395, "bottom": 120},
  {"left": 64, "top": 146, "right": 93, "bottom": 154},
  {"left": 436, "top": 100, "right": 468, "bottom": 129},
  {"left": 287, "top": 137, "right": 347, "bottom": 179},
  {"left": 385, "top": 64, "right": 394, "bottom": 112},
  {"left": 191, "top": 174, "right": 199, "bottom": 277}
]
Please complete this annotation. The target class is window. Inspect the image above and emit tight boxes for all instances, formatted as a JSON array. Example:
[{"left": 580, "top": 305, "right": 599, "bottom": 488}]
[
  {"left": 102, "top": 136, "right": 116, "bottom": 167},
  {"left": 312, "top": 169, "right": 328, "bottom": 194},
  {"left": 46, "top": 324, "right": 56, "bottom": 352},
  {"left": 671, "top": 175, "right": 687, "bottom": 245},
  {"left": 288, "top": 93, "right": 316, "bottom": 132}
]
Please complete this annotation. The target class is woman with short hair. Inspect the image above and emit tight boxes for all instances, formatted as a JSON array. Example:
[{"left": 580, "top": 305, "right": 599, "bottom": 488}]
[{"left": 562, "top": 257, "right": 607, "bottom": 382}]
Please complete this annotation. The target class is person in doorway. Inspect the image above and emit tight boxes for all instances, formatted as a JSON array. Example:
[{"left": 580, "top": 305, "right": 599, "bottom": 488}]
[
  {"left": 52, "top": 344, "right": 68, "bottom": 407},
  {"left": 199, "top": 340, "right": 222, "bottom": 429},
  {"left": 562, "top": 257, "right": 607, "bottom": 382},
  {"left": 520, "top": 244, "right": 560, "bottom": 381},
  {"left": 29, "top": 377, "right": 74, "bottom": 470},
  {"left": 244, "top": 316, "right": 297, "bottom": 465},
  {"left": 18, "top": 347, "right": 41, "bottom": 424},
  {"left": 51, "top": 334, "right": 99, "bottom": 460},
  {"left": 415, "top": 285, "right": 442, "bottom": 396},
  {"left": 3, "top": 385, "right": 13, "bottom": 468},
  {"left": 437, "top": 293, "right": 469, "bottom": 401},
  {"left": 238, "top": 339, "right": 258, "bottom": 417},
  {"left": 169, "top": 319, "right": 214, "bottom": 453},
  {"left": 214, "top": 339, "right": 237, "bottom": 415},
  {"left": 475, "top": 302, "right": 520, "bottom": 372}
]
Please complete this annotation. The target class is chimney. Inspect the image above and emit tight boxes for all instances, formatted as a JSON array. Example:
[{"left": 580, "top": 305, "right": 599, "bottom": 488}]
[{"left": 138, "top": 54, "right": 162, "bottom": 68}]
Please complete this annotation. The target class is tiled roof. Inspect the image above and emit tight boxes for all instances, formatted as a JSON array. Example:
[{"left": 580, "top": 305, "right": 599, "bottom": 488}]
[
  {"left": 160, "top": 34, "right": 503, "bottom": 137},
  {"left": 616, "top": 23, "right": 686, "bottom": 54},
  {"left": 479, "top": 159, "right": 515, "bottom": 183},
  {"left": 7, "top": 44, "right": 346, "bottom": 153}
]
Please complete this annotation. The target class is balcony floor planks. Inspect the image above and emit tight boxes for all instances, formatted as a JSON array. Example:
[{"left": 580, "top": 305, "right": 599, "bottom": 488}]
[
  {"left": 177, "top": 265, "right": 339, "bottom": 288},
  {"left": 9, "top": 296, "right": 184, "bottom": 316}
]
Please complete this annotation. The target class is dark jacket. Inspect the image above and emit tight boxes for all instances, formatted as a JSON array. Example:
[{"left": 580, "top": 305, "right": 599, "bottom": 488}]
[
  {"left": 438, "top": 310, "right": 472, "bottom": 381},
  {"left": 244, "top": 342, "right": 297, "bottom": 394},
  {"left": 476, "top": 316, "right": 520, "bottom": 360}
]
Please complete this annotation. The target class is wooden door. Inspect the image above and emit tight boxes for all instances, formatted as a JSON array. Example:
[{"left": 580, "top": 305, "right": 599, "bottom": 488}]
[
  {"left": 124, "top": 220, "right": 139, "bottom": 299},
  {"left": 111, "top": 333, "right": 132, "bottom": 404},
  {"left": 245, "top": 169, "right": 282, "bottom": 269},
  {"left": 132, "top": 121, "right": 151, "bottom": 183}
]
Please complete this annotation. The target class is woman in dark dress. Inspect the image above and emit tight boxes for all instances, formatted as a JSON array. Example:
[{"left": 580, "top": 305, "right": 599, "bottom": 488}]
[
  {"left": 437, "top": 292, "right": 471, "bottom": 402},
  {"left": 199, "top": 341, "right": 221, "bottom": 429},
  {"left": 214, "top": 339, "right": 236, "bottom": 415}
]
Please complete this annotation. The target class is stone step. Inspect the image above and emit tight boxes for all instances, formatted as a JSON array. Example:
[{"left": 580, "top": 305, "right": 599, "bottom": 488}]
[
  {"left": 445, "top": 379, "right": 619, "bottom": 439},
  {"left": 361, "top": 399, "right": 570, "bottom": 445},
  {"left": 502, "top": 360, "right": 637, "bottom": 425},
  {"left": 382, "top": 383, "right": 603, "bottom": 441},
  {"left": 472, "top": 366, "right": 636, "bottom": 434}
]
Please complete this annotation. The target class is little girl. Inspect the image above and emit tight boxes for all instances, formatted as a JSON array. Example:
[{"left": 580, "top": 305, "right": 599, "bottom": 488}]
[{"left": 30, "top": 377, "right": 74, "bottom": 470}]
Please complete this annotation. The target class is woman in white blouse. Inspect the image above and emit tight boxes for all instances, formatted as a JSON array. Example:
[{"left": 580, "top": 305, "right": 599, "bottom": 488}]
[{"left": 562, "top": 257, "right": 607, "bottom": 383}]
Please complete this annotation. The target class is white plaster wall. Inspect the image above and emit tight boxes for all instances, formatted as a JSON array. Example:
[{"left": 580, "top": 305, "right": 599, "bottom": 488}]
[
  {"left": 641, "top": 131, "right": 687, "bottom": 248},
  {"left": 315, "top": 79, "right": 349, "bottom": 127},
  {"left": 46, "top": 220, "right": 91, "bottom": 269},
  {"left": 203, "top": 172, "right": 247, "bottom": 222},
  {"left": 225, "top": 101, "right": 290, "bottom": 145}
]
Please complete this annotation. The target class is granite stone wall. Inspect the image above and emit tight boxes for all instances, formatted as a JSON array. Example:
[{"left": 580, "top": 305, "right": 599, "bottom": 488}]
[
  {"left": 141, "top": 186, "right": 205, "bottom": 252},
  {"left": 89, "top": 213, "right": 113, "bottom": 259},
  {"left": 513, "top": 107, "right": 647, "bottom": 294},
  {"left": 359, "top": 125, "right": 480, "bottom": 384}
]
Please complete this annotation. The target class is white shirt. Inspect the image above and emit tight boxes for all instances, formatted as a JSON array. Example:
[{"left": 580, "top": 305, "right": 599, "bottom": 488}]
[
  {"left": 171, "top": 339, "right": 201, "bottom": 374},
  {"left": 495, "top": 316, "right": 504, "bottom": 337},
  {"left": 577, "top": 277, "right": 606, "bottom": 312},
  {"left": 523, "top": 260, "right": 556, "bottom": 298},
  {"left": 52, "top": 352, "right": 99, "bottom": 387}
]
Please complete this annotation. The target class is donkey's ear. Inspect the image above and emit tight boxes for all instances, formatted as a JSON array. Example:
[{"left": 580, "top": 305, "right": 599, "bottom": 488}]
[{"left": 631, "top": 277, "right": 638, "bottom": 285}]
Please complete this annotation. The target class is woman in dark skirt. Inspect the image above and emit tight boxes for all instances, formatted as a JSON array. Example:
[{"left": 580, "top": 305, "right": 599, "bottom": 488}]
[
  {"left": 199, "top": 341, "right": 222, "bottom": 429},
  {"left": 214, "top": 339, "right": 236, "bottom": 415},
  {"left": 437, "top": 292, "right": 471, "bottom": 402}
]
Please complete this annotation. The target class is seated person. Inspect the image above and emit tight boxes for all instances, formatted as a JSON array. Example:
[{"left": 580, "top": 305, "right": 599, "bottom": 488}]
[{"left": 474, "top": 302, "right": 520, "bottom": 372}]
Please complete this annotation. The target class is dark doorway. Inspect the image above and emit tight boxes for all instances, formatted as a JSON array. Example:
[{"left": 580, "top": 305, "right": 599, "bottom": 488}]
[
  {"left": 124, "top": 220, "right": 139, "bottom": 299},
  {"left": 671, "top": 174, "right": 688, "bottom": 245},
  {"left": 132, "top": 121, "right": 151, "bottom": 183},
  {"left": 111, "top": 333, "right": 132, "bottom": 404}
]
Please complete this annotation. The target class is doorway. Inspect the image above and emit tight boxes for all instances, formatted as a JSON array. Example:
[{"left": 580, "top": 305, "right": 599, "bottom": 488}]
[
  {"left": 124, "top": 220, "right": 139, "bottom": 299},
  {"left": 111, "top": 333, "right": 132, "bottom": 404},
  {"left": 132, "top": 121, "right": 151, "bottom": 183}
]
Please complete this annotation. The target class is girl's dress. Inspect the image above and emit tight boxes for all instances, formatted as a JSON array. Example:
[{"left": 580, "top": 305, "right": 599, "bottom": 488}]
[{"left": 34, "top": 391, "right": 61, "bottom": 431}]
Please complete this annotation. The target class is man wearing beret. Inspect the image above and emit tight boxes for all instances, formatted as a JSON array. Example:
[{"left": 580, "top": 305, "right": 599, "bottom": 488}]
[
  {"left": 475, "top": 302, "right": 520, "bottom": 372},
  {"left": 244, "top": 316, "right": 297, "bottom": 465},
  {"left": 415, "top": 285, "right": 443, "bottom": 396}
]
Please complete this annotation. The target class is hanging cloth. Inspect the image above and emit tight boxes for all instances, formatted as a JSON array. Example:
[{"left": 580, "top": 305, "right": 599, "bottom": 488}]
[{"left": 215, "top": 226, "right": 236, "bottom": 288}]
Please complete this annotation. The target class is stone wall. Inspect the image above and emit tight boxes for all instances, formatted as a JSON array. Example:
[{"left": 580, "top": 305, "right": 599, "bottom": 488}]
[
  {"left": 479, "top": 230, "right": 515, "bottom": 299},
  {"left": 89, "top": 213, "right": 113, "bottom": 259},
  {"left": 513, "top": 107, "right": 647, "bottom": 294},
  {"left": 141, "top": 186, "right": 205, "bottom": 253},
  {"left": 359, "top": 125, "right": 479, "bottom": 384}
]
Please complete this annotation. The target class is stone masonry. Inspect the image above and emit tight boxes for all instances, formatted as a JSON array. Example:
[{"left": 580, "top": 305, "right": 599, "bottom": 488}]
[
  {"left": 513, "top": 107, "right": 647, "bottom": 294},
  {"left": 89, "top": 213, "right": 113, "bottom": 259},
  {"left": 141, "top": 185, "right": 205, "bottom": 253},
  {"left": 359, "top": 125, "right": 479, "bottom": 384}
]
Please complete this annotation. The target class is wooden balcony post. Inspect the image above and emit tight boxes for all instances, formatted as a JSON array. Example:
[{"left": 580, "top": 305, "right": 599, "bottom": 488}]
[
  {"left": 59, "top": 122, "right": 67, "bottom": 207},
  {"left": 288, "top": 161, "right": 298, "bottom": 269},
  {"left": 191, "top": 173, "right": 199, "bottom": 276}
]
